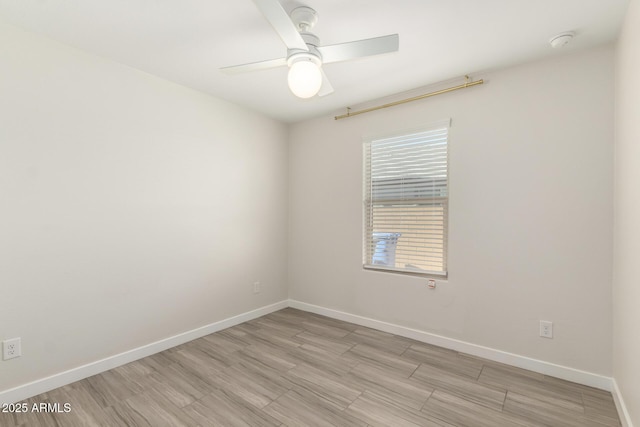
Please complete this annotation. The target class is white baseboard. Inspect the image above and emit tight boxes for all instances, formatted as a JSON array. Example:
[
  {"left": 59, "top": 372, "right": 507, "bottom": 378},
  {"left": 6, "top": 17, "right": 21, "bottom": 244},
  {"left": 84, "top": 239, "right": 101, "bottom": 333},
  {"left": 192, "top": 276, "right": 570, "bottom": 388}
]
[
  {"left": 612, "top": 378, "right": 635, "bottom": 427},
  {"left": 1, "top": 298, "right": 620, "bottom": 411},
  {"left": 288, "top": 299, "right": 613, "bottom": 391},
  {"left": 0, "top": 300, "right": 288, "bottom": 405}
]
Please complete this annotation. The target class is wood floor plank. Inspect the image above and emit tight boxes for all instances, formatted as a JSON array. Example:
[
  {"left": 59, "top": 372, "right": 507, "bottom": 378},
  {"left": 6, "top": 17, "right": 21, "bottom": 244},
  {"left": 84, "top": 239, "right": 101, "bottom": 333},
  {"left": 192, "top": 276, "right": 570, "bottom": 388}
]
[
  {"left": 263, "top": 308, "right": 312, "bottom": 327},
  {"left": 211, "top": 363, "right": 289, "bottom": 409},
  {"left": 23, "top": 411, "right": 60, "bottom": 427},
  {"left": 13, "top": 308, "right": 621, "bottom": 426},
  {"left": 344, "top": 343, "right": 420, "bottom": 377},
  {"left": 200, "top": 331, "right": 249, "bottom": 354},
  {"left": 139, "top": 370, "right": 205, "bottom": 408},
  {"left": 264, "top": 309, "right": 317, "bottom": 329},
  {"left": 503, "top": 391, "right": 619, "bottom": 427},
  {"left": 402, "top": 342, "right": 483, "bottom": 379},
  {"left": 422, "top": 390, "right": 538, "bottom": 427},
  {"left": 263, "top": 387, "right": 367, "bottom": 427},
  {"left": 139, "top": 350, "right": 175, "bottom": 371},
  {"left": 103, "top": 401, "right": 153, "bottom": 427},
  {"left": 237, "top": 342, "right": 299, "bottom": 373},
  {"left": 122, "top": 389, "right": 198, "bottom": 427},
  {"left": 164, "top": 347, "right": 228, "bottom": 385},
  {"left": 542, "top": 374, "right": 621, "bottom": 425},
  {"left": 344, "top": 327, "right": 414, "bottom": 355},
  {"left": 182, "top": 387, "right": 282, "bottom": 427},
  {"left": 582, "top": 391, "right": 621, "bottom": 422},
  {"left": 346, "top": 362, "right": 434, "bottom": 410},
  {"left": 346, "top": 390, "right": 449, "bottom": 427},
  {"left": 300, "top": 319, "right": 354, "bottom": 339},
  {"left": 411, "top": 363, "right": 507, "bottom": 411},
  {"left": 478, "top": 365, "right": 584, "bottom": 411},
  {"left": 284, "top": 363, "right": 363, "bottom": 409},
  {"left": 216, "top": 326, "right": 257, "bottom": 347},
  {"left": 294, "top": 309, "right": 359, "bottom": 333},
  {"left": 0, "top": 409, "right": 18, "bottom": 427},
  {"left": 83, "top": 370, "right": 144, "bottom": 408},
  {"left": 234, "top": 350, "right": 297, "bottom": 390},
  {"left": 112, "top": 360, "right": 156, "bottom": 387},
  {"left": 287, "top": 342, "right": 359, "bottom": 376},
  {"left": 293, "top": 330, "right": 355, "bottom": 355},
  {"left": 580, "top": 412, "right": 623, "bottom": 427},
  {"left": 458, "top": 354, "right": 546, "bottom": 381},
  {"left": 250, "top": 317, "right": 306, "bottom": 338},
  {"left": 153, "top": 362, "right": 215, "bottom": 398},
  {"left": 42, "top": 383, "right": 113, "bottom": 426},
  {"left": 242, "top": 326, "right": 304, "bottom": 350},
  {"left": 183, "top": 337, "right": 240, "bottom": 367}
]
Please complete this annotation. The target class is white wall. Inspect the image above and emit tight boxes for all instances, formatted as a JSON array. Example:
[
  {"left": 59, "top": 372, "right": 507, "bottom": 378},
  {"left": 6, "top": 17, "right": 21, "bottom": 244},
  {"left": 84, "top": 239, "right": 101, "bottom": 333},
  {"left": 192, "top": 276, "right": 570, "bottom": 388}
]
[
  {"left": 289, "top": 46, "right": 614, "bottom": 375},
  {"left": 0, "top": 23, "right": 288, "bottom": 391},
  {"left": 614, "top": 0, "right": 640, "bottom": 423}
]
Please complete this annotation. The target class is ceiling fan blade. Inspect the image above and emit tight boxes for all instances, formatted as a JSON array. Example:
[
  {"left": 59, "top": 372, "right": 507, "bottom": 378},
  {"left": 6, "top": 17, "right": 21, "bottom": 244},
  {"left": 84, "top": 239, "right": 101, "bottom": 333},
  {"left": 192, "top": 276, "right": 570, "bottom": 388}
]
[
  {"left": 252, "top": 0, "right": 308, "bottom": 51},
  {"left": 318, "top": 69, "right": 334, "bottom": 97},
  {"left": 220, "top": 57, "right": 287, "bottom": 74},
  {"left": 318, "top": 34, "right": 399, "bottom": 64}
]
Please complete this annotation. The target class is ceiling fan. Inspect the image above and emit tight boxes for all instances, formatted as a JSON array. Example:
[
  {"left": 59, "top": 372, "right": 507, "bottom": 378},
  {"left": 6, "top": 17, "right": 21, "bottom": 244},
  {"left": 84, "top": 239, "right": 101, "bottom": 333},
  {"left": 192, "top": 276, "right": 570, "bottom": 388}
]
[{"left": 220, "top": 0, "right": 399, "bottom": 99}]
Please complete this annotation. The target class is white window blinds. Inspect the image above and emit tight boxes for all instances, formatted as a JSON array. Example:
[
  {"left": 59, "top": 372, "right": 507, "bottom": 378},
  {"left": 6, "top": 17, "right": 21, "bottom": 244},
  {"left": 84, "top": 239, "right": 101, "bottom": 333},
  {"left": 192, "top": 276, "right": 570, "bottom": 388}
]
[{"left": 363, "top": 121, "right": 449, "bottom": 276}]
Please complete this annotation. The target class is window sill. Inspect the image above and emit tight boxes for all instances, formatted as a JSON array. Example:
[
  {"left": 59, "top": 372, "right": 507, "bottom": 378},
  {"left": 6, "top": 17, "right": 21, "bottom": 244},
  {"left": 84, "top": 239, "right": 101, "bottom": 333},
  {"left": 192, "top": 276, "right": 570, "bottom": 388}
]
[{"left": 363, "top": 264, "right": 448, "bottom": 280}]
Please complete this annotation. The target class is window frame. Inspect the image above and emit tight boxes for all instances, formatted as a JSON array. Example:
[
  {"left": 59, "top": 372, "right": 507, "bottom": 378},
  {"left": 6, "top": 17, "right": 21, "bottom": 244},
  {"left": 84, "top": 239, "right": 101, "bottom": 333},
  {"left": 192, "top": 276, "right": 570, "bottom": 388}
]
[{"left": 362, "top": 119, "right": 450, "bottom": 278}]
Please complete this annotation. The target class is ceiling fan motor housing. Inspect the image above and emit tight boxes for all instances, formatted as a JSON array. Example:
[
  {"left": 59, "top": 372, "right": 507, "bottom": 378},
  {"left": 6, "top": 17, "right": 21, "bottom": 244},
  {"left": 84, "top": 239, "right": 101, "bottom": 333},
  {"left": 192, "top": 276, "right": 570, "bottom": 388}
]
[
  {"left": 287, "top": 33, "right": 322, "bottom": 66},
  {"left": 287, "top": 51, "right": 321, "bottom": 68}
]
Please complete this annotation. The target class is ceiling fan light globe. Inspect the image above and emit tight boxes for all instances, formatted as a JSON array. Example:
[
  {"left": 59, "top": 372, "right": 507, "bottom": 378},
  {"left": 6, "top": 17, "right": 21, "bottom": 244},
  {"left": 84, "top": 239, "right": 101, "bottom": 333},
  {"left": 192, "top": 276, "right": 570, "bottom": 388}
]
[{"left": 288, "top": 60, "right": 322, "bottom": 98}]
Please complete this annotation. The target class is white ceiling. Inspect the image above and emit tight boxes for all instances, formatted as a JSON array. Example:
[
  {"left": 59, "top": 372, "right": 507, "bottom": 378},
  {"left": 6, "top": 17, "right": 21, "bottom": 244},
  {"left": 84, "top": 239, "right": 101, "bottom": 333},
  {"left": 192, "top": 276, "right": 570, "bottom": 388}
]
[{"left": 0, "top": 0, "right": 629, "bottom": 123}]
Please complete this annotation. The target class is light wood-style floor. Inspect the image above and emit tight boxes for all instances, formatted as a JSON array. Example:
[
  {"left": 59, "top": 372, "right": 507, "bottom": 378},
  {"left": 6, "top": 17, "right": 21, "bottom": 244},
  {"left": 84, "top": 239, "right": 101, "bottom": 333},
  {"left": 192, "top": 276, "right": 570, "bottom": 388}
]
[{"left": 1, "top": 308, "right": 621, "bottom": 426}]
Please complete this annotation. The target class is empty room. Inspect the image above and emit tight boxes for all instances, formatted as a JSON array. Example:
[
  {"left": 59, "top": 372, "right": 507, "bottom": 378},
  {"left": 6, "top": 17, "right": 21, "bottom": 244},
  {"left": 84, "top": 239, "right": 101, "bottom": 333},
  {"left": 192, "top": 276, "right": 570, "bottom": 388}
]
[{"left": 1, "top": 0, "right": 638, "bottom": 426}]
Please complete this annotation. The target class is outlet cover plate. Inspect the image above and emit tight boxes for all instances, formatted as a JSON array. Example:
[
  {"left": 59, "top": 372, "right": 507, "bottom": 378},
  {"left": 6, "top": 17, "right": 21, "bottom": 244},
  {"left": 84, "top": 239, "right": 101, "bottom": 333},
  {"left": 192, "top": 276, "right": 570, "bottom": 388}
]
[
  {"left": 539, "top": 321, "right": 553, "bottom": 339},
  {"left": 2, "top": 337, "right": 21, "bottom": 360}
]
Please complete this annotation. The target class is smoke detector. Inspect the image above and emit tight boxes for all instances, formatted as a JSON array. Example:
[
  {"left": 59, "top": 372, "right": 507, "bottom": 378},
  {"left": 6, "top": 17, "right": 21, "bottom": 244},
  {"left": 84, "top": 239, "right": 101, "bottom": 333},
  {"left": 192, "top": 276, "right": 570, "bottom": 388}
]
[{"left": 549, "top": 32, "right": 575, "bottom": 48}]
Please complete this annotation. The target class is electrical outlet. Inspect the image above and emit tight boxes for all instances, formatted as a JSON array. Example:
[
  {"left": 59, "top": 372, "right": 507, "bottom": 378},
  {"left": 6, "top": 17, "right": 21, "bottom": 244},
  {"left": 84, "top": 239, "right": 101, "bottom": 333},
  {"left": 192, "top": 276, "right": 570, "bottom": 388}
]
[
  {"left": 427, "top": 279, "right": 436, "bottom": 289},
  {"left": 2, "top": 337, "right": 21, "bottom": 360},
  {"left": 539, "top": 321, "right": 553, "bottom": 339},
  {"left": 253, "top": 282, "right": 261, "bottom": 294}
]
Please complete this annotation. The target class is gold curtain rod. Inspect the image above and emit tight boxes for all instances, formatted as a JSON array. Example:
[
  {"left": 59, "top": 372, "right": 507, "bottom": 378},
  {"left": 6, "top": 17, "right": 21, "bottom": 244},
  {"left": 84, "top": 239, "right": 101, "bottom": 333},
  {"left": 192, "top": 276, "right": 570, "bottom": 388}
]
[{"left": 334, "top": 76, "right": 484, "bottom": 120}]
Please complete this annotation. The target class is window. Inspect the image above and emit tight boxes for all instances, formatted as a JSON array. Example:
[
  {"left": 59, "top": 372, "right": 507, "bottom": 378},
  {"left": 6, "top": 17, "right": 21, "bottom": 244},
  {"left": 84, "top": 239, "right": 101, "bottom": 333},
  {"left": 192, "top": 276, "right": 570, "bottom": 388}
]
[{"left": 363, "top": 120, "right": 449, "bottom": 276}]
